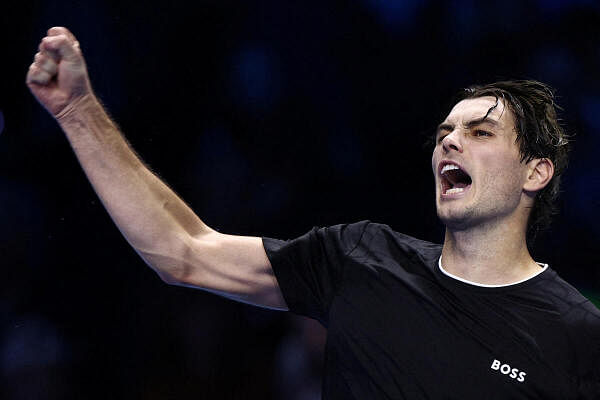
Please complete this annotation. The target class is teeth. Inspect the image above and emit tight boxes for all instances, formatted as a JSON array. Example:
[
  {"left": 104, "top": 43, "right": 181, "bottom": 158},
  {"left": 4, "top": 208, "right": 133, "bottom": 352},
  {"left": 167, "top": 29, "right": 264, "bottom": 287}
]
[
  {"left": 445, "top": 187, "right": 464, "bottom": 194},
  {"left": 441, "top": 164, "right": 460, "bottom": 174}
]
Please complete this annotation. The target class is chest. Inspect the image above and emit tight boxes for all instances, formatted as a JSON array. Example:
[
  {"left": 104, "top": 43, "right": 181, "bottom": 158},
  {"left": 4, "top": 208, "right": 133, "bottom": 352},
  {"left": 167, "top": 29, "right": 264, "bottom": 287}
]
[{"left": 325, "top": 265, "right": 574, "bottom": 399}]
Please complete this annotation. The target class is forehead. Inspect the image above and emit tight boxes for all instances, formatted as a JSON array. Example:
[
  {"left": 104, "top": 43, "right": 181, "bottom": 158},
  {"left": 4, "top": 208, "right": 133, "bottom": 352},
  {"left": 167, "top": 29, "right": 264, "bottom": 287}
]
[{"left": 443, "top": 96, "right": 515, "bottom": 129}]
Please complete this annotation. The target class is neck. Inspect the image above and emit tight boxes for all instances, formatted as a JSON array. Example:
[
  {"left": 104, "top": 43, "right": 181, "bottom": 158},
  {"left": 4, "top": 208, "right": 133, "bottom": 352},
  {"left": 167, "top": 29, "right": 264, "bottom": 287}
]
[{"left": 440, "top": 215, "right": 541, "bottom": 286}]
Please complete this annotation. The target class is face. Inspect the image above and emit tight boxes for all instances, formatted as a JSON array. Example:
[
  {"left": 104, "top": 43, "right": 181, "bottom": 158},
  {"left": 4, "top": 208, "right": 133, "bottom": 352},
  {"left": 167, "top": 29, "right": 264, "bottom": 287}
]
[{"left": 431, "top": 96, "right": 530, "bottom": 230}]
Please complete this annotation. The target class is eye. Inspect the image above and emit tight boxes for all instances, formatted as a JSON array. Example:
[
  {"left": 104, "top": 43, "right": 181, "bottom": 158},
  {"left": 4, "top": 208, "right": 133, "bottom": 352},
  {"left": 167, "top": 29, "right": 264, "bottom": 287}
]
[{"left": 474, "top": 129, "right": 492, "bottom": 137}]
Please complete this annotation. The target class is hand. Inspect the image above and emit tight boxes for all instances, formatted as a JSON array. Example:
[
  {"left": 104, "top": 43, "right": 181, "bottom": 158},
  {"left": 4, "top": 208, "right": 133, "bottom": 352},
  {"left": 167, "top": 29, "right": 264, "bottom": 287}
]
[{"left": 26, "top": 27, "right": 93, "bottom": 117}]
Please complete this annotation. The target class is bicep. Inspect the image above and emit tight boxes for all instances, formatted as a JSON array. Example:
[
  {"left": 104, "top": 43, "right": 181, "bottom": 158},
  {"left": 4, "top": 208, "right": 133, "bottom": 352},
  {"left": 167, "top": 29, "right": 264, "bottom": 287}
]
[{"left": 175, "top": 231, "right": 288, "bottom": 310}]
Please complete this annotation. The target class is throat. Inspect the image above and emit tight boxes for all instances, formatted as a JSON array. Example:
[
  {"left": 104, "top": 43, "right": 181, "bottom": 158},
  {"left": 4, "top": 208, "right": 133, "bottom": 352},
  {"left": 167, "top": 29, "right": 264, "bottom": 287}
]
[
  {"left": 439, "top": 255, "right": 546, "bottom": 287},
  {"left": 441, "top": 226, "right": 537, "bottom": 286}
]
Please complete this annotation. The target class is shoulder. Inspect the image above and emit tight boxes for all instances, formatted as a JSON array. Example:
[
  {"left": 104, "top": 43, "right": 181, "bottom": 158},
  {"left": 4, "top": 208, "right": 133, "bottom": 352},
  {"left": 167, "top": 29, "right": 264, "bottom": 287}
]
[
  {"left": 538, "top": 270, "right": 600, "bottom": 316},
  {"left": 369, "top": 222, "right": 441, "bottom": 249},
  {"left": 318, "top": 220, "right": 440, "bottom": 246},
  {"left": 349, "top": 221, "right": 442, "bottom": 259},
  {"left": 545, "top": 273, "right": 600, "bottom": 383},
  {"left": 264, "top": 220, "right": 442, "bottom": 267},
  {"left": 535, "top": 269, "right": 600, "bottom": 340}
]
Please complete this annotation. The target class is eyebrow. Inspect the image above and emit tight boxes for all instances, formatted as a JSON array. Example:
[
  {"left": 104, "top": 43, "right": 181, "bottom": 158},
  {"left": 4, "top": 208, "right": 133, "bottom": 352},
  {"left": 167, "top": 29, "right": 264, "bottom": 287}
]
[{"left": 436, "top": 117, "right": 499, "bottom": 135}]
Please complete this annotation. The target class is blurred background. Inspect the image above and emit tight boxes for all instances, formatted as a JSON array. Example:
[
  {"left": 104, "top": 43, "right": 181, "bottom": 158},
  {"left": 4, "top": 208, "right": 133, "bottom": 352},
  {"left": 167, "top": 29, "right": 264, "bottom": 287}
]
[{"left": 0, "top": 1, "right": 599, "bottom": 398}]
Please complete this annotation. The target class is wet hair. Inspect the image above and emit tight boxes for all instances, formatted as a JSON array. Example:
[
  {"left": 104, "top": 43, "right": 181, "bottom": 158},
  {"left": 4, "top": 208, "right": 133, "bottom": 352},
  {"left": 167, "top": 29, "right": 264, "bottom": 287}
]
[{"left": 451, "top": 80, "right": 571, "bottom": 243}]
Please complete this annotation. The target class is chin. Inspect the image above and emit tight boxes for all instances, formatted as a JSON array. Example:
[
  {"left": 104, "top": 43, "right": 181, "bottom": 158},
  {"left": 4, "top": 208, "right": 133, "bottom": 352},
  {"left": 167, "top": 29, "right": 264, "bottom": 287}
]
[{"left": 436, "top": 206, "right": 477, "bottom": 231}]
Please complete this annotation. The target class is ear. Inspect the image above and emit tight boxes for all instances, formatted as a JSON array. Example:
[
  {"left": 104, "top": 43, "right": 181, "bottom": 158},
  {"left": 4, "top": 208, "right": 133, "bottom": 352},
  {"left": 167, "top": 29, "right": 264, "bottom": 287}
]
[{"left": 523, "top": 158, "right": 554, "bottom": 193}]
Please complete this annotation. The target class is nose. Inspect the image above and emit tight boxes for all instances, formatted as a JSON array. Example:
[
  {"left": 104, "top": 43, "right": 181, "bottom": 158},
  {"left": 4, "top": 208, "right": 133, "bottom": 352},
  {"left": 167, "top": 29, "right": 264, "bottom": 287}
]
[{"left": 441, "top": 130, "right": 463, "bottom": 153}]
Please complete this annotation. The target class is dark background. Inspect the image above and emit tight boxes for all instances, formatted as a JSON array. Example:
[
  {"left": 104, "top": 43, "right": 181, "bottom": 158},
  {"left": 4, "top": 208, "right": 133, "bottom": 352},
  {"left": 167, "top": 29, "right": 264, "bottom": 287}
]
[{"left": 1, "top": 1, "right": 599, "bottom": 399}]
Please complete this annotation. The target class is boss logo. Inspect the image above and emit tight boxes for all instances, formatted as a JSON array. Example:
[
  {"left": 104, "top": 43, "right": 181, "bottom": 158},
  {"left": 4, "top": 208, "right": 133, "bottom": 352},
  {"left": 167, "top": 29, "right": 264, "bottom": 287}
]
[{"left": 490, "top": 359, "right": 527, "bottom": 383}]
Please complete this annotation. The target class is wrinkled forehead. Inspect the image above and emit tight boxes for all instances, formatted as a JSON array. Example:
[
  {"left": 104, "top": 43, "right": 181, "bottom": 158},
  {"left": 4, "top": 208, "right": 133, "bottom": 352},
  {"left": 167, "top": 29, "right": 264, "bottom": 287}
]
[{"left": 443, "top": 96, "right": 515, "bottom": 129}]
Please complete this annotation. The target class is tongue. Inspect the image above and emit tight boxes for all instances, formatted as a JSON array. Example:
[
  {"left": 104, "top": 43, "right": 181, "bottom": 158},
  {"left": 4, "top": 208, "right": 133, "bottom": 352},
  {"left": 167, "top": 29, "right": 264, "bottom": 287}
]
[{"left": 454, "top": 182, "right": 470, "bottom": 189}]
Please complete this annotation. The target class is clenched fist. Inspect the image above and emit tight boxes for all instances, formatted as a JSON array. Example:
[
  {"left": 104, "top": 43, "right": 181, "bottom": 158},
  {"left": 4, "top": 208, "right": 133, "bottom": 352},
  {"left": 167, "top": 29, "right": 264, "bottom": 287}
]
[{"left": 26, "top": 27, "right": 93, "bottom": 117}]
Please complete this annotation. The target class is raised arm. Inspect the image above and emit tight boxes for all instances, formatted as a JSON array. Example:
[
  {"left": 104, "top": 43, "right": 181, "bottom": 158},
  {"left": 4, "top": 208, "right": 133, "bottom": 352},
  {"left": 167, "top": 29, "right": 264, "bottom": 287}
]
[{"left": 26, "top": 27, "right": 287, "bottom": 310}]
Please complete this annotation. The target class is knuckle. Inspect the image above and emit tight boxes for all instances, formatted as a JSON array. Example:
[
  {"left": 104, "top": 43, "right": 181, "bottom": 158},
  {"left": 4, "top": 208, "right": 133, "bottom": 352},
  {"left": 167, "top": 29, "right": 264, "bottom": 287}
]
[{"left": 42, "top": 60, "right": 57, "bottom": 73}]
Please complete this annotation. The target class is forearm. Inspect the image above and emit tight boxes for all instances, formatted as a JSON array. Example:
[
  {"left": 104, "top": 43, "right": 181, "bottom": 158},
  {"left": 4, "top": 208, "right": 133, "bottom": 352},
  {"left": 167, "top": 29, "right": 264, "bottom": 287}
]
[
  {"left": 57, "top": 94, "right": 210, "bottom": 279},
  {"left": 27, "top": 28, "right": 286, "bottom": 308}
]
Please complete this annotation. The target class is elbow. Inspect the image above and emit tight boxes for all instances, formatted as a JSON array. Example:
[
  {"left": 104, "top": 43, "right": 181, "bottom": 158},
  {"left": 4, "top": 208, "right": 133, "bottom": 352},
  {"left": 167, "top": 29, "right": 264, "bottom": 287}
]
[
  {"left": 156, "top": 270, "right": 181, "bottom": 285},
  {"left": 146, "top": 257, "right": 195, "bottom": 287},
  {"left": 138, "top": 254, "right": 184, "bottom": 285},
  {"left": 155, "top": 264, "right": 208, "bottom": 289},
  {"left": 134, "top": 231, "right": 214, "bottom": 288},
  {"left": 135, "top": 241, "right": 195, "bottom": 286}
]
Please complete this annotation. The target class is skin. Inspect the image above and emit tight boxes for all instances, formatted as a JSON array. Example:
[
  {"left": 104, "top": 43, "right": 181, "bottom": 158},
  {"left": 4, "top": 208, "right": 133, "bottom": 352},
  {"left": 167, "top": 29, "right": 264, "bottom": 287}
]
[
  {"left": 27, "top": 27, "right": 288, "bottom": 310},
  {"left": 26, "top": 27, "right": 555, "bottom": 306},
  {"left": 432, "top": 97, "right": 554, "bottom": 285}
]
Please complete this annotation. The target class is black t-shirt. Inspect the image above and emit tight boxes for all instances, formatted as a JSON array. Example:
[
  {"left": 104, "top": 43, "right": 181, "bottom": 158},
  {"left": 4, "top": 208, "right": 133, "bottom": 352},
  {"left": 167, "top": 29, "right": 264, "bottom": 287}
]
[{"left": 263, "top": 221, "right": 600, "bottom": 399}]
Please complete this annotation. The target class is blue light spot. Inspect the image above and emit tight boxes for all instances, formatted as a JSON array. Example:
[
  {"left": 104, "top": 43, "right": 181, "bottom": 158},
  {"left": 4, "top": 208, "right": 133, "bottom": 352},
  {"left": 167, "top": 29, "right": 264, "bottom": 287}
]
[
  {"left": 230, "top": 46, "right": 281, "bottom": 111},
  {"left": 536, "top": 0, "right": 598, "bottom": 13},
  {"left": 530, "top": 47, "right": 578, "bottom": 85},
  {"left": 0, "top": 110, "right": 4, "bottom": 135},
  {"left": 362, "top": 0, "right": 423, "bottom": 30},
  {"left": 579, "top": 97, "right": 600, "bottom": 146},
  {"left": 1, "top": 316, "right": 65, "bottom": 373},
  {"left": 452, "top": 0, "right": 478, "bottom": 33},
  {"left": 327, "top": 131, "right": 363, "bottom": 177},
  {"left": 564, "top": 170, "right": 600, "bottom": 235}
]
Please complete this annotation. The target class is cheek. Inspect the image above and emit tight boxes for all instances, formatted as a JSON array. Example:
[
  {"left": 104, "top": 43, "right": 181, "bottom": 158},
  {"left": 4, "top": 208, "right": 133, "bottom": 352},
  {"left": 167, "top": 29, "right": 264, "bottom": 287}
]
[{"left": 479, "top": 158, "right": 525, "bottom": 194}]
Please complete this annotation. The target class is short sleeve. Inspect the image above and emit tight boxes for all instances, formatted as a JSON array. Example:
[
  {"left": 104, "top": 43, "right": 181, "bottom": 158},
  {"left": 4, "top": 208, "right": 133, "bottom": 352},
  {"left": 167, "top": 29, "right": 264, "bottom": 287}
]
[{"left": 262, "top": 220, "right": 371, "bottom": 324}]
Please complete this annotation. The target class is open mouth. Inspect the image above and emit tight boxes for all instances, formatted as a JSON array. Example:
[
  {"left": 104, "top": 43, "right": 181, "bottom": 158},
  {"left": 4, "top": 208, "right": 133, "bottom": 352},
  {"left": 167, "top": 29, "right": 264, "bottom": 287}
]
[{"left": 440, "top": 162, "right": 472, "bottom": 196}]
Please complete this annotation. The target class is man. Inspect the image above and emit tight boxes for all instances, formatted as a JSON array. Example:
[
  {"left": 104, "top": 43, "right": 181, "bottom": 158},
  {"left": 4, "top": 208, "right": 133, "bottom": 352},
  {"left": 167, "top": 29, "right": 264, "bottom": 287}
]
[{"left": 27, "top": 27, "right": 599, "bottom": 399}]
